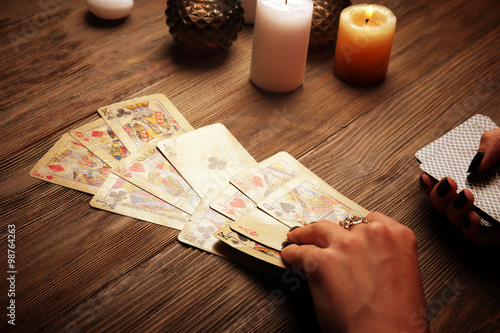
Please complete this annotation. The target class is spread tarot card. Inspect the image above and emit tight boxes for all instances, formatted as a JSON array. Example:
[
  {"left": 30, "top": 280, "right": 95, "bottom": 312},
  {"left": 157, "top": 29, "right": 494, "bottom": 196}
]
[
  {"left": 214, "top": 225, "right": 285, "bottom": 268},
  {"left": 230, "top": 151, "right": 311, "bottom": 203},
  {"left": 230, "top": 208, "right": 290, "bottom": 252},
  {"left": 30, "top": 133, "right": 110, "bottom": 194},
  {"left": 70, "top": 118, "right": 130, "bottom": 169},
  {"left": 90, "top": 173, "right": 190, "bottom": 230},
  {"left": 178, "top": 189, "right": 234, "bottom": 256},
  {"left": 98, "top": 94, "right": 194, "bottom": 153},
  {"left": 209, "top": 184, "right": 255, "bottom": 220},
  {"left": 257, "top": 172, "right": 369, "bottom": 228},
  {"left": 157, "top": 123, "right": 257, "bottom": 198},
  {"left": 112, "top": 138, "right": 201, "bottom": 214}
]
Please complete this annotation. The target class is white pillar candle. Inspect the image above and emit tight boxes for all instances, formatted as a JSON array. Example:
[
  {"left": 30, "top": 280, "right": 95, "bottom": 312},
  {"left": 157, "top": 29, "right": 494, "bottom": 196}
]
[
  {"left": 250, "top": 0, "right": 313, "bottom": 93},
  {"left": 86, "top": 0, "right": 134, "bottom": 20},
  {"left": 241, "top": 0, "right": 257, "bottom": 24}
]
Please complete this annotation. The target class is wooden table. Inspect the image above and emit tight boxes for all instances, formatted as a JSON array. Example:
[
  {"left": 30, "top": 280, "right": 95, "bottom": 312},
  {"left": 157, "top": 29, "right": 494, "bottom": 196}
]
[{"left": 1, "top": 0, "right": 499, "bottom": 331}]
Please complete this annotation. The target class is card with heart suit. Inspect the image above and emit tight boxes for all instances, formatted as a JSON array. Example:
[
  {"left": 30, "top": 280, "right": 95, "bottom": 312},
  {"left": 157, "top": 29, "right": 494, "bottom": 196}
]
[
  {"left": 230, "top": 151, "right": 311, "bottom": 203},
  {"left": 209, "top": 184, "right": 255, "bottom": 220},
  {"left": 257, "top": 172, "right": 369, "bottom": 228},
  {"left": 112, "top": 138, "right": 201, "bottom": 214},
  {"left": 157, "top": 123, "right": 257, "bottom": 198},
  {"left": 416, "top": 114, "right": 498, "bottom": 163},
  {"left": 230, "top": 208, "right": 290, "bottom": 251},
  {"left": 30, "top": 133, "right": 111, "bottom": 194},
  {"left": 90, "top": 173, "right": 190, "bottom": 230},
  {"left": 418, "top": 115, "right": 499, "bottom": 223},
  {"left": 98, "top": 94, "right": 194, "bottom": 153},
  {"left": 178, "top": 189, "right": 234, "bottom": 256},
  {"left": 214, "top": 225, "right": 285, "bottom": 268},
  {"left": 70, "top": 118, "right": 130, "bottom": 169}
]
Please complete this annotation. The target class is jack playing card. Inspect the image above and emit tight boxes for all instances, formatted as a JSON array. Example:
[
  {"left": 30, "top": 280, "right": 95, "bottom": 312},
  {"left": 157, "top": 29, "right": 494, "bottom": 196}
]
[
  {"left": 209, "top": 184, "right": 255, "bottom": 220},
  {"left": 90, "top": 173, "right": 190, "bottom": 230}
]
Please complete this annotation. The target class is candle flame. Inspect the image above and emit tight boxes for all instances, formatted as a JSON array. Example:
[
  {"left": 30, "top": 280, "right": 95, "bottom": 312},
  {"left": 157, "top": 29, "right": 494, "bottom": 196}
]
[{"left": 365, "top": 5, "right": 373, "bottom": 18}]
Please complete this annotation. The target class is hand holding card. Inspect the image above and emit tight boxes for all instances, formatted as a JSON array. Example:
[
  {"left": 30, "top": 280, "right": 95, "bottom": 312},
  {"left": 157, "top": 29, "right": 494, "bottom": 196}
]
[{"left": 417, "top": 115, "right": 500, "bottom": 245}]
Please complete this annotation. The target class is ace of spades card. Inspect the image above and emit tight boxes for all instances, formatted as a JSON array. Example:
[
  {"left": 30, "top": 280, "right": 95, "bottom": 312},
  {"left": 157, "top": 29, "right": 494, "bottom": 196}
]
[{"left": 157, "top": 124, "right": 257, "bottom": 198}]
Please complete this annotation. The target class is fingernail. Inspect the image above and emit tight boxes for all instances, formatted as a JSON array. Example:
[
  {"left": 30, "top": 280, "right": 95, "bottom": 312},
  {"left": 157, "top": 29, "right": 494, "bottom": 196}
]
[
  {"left": 281, "top": 240, "right": 293, "bottom": 248},
  {"left": 437, "top": 178, "right": 451, "bottom": 197},
  {"left": 453, "top": 191, "right": 468, "bottom": 209},
  {"left": 419, "top": 174, "right": 428, "bottom": 190},
  {"left": 289, "top": 226, "right": 301, "bottom": 232},
  {"left": 463, "top": 216, "right": 471, "bottom": 229},
  {"left": 467, "top": 151, "right": 484, "bottom": 173}
]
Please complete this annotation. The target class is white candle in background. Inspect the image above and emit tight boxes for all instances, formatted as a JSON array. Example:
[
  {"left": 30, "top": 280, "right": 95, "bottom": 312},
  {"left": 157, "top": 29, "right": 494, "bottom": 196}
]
[
  {"left": 87, "top": 0, "right": 134, "bottom": 20},
  {"left": 250, "top": 0, "right": 313, "bottom": 93},
  {"left": 241, "top": 0, "right": 257, "bottom": 24}
]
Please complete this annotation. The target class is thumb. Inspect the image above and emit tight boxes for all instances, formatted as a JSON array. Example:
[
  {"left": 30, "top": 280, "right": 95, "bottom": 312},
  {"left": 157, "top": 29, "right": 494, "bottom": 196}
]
[{"left": 468, "top": 128, "right": 500, "bottom": 172}]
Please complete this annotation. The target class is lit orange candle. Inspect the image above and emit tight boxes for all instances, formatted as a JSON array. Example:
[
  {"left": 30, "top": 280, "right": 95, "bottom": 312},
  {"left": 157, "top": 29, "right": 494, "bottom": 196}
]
[{"left": 334, "top": 4, "right": 396, "bottom": 85}]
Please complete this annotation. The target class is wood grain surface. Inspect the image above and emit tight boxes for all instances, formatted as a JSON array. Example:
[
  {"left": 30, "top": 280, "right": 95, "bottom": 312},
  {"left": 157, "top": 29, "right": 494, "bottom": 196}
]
[{"left": 1, "top": 0, "right": 499, "bottom": 331}]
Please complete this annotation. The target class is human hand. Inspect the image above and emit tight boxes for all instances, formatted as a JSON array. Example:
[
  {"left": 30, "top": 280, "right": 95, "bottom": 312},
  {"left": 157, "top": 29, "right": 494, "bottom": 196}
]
[
  {"left": 419, "top": 128, "right": 500, "bottom": 246},
  {"left": 281, "top": 212, "right": 427, "bottom": 333}
]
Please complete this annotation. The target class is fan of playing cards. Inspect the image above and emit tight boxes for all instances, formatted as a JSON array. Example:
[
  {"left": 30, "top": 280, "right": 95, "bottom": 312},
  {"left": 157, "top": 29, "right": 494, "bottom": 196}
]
[{"left": 30, "top": 94, "right": 370, "bottom": 269}]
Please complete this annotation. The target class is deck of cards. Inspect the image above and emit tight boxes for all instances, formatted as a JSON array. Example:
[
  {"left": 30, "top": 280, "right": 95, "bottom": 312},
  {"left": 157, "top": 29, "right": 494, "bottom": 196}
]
[
  {"left": 416, "top": 114, "right": 499, "bottom": 226},
  {"left": 30, "top": 94, "right": 369, "bottom": 269}
]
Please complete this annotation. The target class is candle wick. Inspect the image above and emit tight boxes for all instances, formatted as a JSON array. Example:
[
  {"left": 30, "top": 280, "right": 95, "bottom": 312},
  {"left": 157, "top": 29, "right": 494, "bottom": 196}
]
[
  {"left": 285, "top": 0, "right": 287, "bottom": 4},
  {"left": 365, "top": 18, "right": 369, "bottom": 24}
]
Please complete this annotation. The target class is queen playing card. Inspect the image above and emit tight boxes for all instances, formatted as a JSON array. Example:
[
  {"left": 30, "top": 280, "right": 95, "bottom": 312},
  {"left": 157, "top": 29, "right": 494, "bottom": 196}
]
[
  {"left": 30, "top": 133, "right": 110, "bottom": 194},
  {"left": 70, "top": 118, "right": 129, "bottom": 169}
]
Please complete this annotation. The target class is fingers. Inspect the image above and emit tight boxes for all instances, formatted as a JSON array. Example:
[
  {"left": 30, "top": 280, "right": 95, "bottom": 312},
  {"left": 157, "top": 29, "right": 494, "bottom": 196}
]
[
  {"left": 280, "top": 243, "right": 324, "bottom": 273},
  {"left": 419, "top": 172, "right": 437, "bottom": 196},
  {"left": 461, "top": 211, "right": 500, "bottom": 246},
  {"left": 285, "top": 220, "right": 343, "bottom": 248},
  {"left": 429, "top": 177, "right": 458, "bottom": 214},
  {"left": 445, "top": 189, "right": 475, "bottom": 229},
  {"left": 468, "top": 128, "right": 500, "bottom": 173}
]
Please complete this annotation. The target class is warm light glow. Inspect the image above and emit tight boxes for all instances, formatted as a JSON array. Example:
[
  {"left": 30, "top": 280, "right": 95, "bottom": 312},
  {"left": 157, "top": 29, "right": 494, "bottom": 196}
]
[{"left": 365, "top": 5, "right": 373, "bottom": 18}]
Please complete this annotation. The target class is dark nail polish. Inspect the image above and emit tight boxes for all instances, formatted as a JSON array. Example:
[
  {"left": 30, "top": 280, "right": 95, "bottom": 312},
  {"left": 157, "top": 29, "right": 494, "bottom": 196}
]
[
  {"left": 419, "top": 174, "right": 428, "bottom": 190},
  {"left": 453, "top": 191, "right": 468, "bottom": 209},
  {"left": 463, "top": 216, "right": 471, "bottom": 229},
  {"left": 467, "top": 151, "right": 484, "bottom": 173},
  {"left": 289, "top": 226, "right": 301, "bottom": 232},
  {"left": 281, "top": 240, "right": 293, "bottom": 248},
  {"left": 437, "top": 178, "right": 451, "bottom": 197}
]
